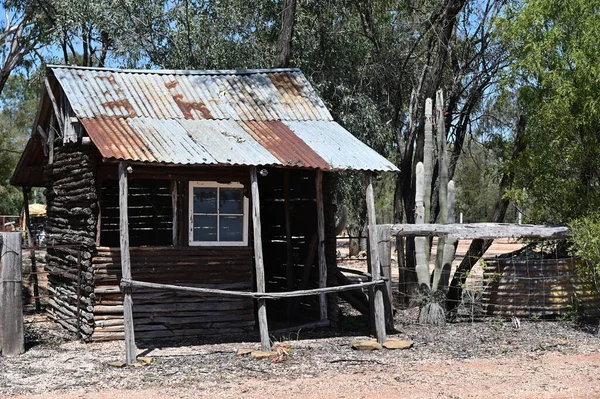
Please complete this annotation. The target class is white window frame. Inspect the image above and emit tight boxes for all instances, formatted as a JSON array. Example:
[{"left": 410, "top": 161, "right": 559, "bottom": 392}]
[{"left": 188, "top": 181, "right": 249, "bottom": 246}]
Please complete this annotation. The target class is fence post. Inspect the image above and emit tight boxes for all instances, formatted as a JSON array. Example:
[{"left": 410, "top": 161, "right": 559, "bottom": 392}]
[
  {"left": 376, "top": 225, "right": 394, "bottom": 331},
  {"left": 0, "top": 232, "right": 25, "bottom": 356}
]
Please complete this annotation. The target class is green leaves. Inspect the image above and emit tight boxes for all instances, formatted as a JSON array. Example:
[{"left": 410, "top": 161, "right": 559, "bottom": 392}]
[{"left": 499, "top": 0, "right": 600, "bottom": 223}]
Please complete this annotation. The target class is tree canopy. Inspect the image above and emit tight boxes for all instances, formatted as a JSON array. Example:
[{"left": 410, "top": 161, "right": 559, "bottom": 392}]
[{"left": 499, "top": 0, "right": 600, "bottom": 223}]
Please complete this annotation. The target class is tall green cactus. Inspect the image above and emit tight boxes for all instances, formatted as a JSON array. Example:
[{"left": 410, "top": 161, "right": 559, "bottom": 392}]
[{"left": 414, "top": 162, "right": 430, "bottom": 288}]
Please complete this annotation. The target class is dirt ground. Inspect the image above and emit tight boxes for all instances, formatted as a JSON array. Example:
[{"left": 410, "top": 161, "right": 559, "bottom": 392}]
[
  {"left": 4, "top": 238, "right": 600, "bottom": 398},
  {"left": 2, "top": 313, "right": 600, "bottom": 399}
]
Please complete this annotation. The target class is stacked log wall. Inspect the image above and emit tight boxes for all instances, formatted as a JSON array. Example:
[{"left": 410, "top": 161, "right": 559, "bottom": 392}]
[
  {"left": 44, "top": 146, "right": 98, "bottom": 339},
  {"left": 92, "top": 246, "right": 254, "bottom": 341}
]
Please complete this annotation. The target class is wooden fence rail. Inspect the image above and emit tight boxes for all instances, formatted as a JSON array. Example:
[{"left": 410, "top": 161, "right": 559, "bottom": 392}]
[{"left": 122, "top": 278, "right": 385, "bottom": 300}]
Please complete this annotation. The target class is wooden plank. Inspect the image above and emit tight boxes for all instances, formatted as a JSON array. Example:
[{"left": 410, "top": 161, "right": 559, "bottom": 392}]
[
  {"left": 118, "top": 162, "right": 137, "bottom": 365},
  {"left": 250, "top": 166, "right": 270, "bottom": 352},
  {"left": 48, "top": 113, "right": 55, "bottom": 164},
  {"left": 390, "top": 223, "right": 569, "bottom": 239},
  {"left": 315, "top": 170, "right": 327, "bottom": 321},
  {"left": 171, "top": 180, "right": 178, "bottom": 246},
  {"left": 0, "top": 232, "right": 24, "bottom": 356},
  {"left": 376, "top": 225, "right": 394, "bottom": 331},
  {"left": 44, "top": 77, "right": 64, "bottom": 133},
  {"left": 365, "top": 173, "right": 386, "bottom": 344}
]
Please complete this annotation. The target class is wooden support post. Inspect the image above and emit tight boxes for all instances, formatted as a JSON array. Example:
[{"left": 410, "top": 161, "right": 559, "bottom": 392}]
[
  {"left": 284, "top": 170, "right": 295, "bottom": 321},
  {"left": 22, "top": 187, "right": 40, "bottom": 312},
  {"left": 365, "top": 173, "right": 386, "bottom": 344},
  {"left": 376, "top": 225, "right": 394, "bottom": 331},
  {"left": 48, "top": 113, "right": 55, "bottom": 165},
  {"left": 171, "top": 180, "right": 178, "bottom": 246},
  {"left": 315, "top": 170, "right": 328, "bottom": 321},
  {"left": 250, "top": 167, "right": 270, "bottom": 352},
  {"left": 0, "top": 232, "right": 25, "bottom": 356},
  {"left": 119, "top": 162, "right": 136, "bottom": 365}
]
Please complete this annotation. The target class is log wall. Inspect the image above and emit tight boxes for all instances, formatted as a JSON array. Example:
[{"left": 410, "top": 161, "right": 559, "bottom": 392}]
[
  {"left": 44, "top": 146, "right": 98, "bottom": 339},
  {"left": 483, "top": 258, "right": 600, "bottom": 318},
  {"left": 92, "top": 246, "right": 255, "bottom": 341}
]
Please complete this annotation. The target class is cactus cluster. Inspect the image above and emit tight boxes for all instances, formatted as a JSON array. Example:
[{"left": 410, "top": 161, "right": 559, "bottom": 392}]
[{"left": 414, "top": 90, "right": 458, "bottom": 325}]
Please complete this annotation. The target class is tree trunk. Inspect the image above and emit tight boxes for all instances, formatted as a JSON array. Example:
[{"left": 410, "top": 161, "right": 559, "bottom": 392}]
[{"left": 275, "top": 0, "right": 297, "bottom": 68}]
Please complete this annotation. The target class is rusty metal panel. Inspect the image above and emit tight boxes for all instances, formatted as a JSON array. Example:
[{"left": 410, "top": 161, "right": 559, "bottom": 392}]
[
  {"left": 81, "top": 116, "right": 283, "bottom": 166},
  {"left": 239, "top": 121, "right": 331, "bottom": 169},
  {"left": 285, "top": 121, "right": 399, "bottom": 172}
]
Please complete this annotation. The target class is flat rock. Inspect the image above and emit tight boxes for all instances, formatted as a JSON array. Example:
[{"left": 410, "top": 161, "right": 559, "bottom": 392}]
[
  {"left": 251, "top": 350, "right": 277, "bottom": 359},
  {"left": 236, "top": 348, "right": 254, "bottom": 356},
  {"left": 137, "top": 356, "right": 153, "bottom": 364},
  {"left": 108, "top": 361, "right": 126, "bottom": 368},
  {"left": 351, "top": 339, "right": 382, "bottom": 351},
  {"left": 383, "top": 339, "right": 414, "bottom": 350}
]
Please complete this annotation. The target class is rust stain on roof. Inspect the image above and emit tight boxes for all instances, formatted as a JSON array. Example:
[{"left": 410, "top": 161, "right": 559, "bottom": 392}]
[
  {"left": 96, "top": 74, "right": 118, "bottom": 85},
  {"left": 172, "top": 94, "right": 213, "bottom": 119},
  {"left": 101, "top": 99, "right": 137, "bottom": 117},
  {"left": 240, "top": 120, "right": 330, "bottom": 169},
  {"left": 164, "top": 80, "right": 179, "bottom": 90}
]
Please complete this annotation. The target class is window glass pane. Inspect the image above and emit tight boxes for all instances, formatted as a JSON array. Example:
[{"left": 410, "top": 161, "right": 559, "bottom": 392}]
[
  {"left": 193, "top": 215, "right": 217, "bottom": 241},
  {"left": 219, "top": 216, "right": 243, "bottom": 241},
  {"left": 193, "top": 187, "right": 217, "bottom": 213},
  {"left": 219, "top": 188, "right": 243, "bottom": 214}
]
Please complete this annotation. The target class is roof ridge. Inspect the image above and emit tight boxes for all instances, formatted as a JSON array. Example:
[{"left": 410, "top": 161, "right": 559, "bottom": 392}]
[{"left": 47, "top": 64, "right": 302, "bottom": 75}]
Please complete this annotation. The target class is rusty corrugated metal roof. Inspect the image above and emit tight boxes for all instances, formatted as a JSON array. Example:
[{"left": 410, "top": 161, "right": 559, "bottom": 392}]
[{"left": 48, "top": 65, "right": 398, "bottom": 172}]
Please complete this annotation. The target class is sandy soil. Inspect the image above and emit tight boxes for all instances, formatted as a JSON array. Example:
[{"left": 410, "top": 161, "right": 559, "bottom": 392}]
[{"left": 2, "top": 316, "right": 600, "bottom": 399}]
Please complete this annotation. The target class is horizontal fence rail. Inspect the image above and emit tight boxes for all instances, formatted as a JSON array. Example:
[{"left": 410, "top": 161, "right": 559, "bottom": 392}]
[{"left": 121, "top": 278, "right": 385, "bottom": 300}]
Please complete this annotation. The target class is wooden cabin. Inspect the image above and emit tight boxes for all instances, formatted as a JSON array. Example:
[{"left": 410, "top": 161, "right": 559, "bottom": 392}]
[{"left": 11, "top": 66, "right": 397, "bottom": 346}]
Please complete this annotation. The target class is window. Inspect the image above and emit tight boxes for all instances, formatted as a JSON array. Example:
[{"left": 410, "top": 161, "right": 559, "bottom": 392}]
[{"left": 189, "top": 181, "right": 249, "bottom": 246}]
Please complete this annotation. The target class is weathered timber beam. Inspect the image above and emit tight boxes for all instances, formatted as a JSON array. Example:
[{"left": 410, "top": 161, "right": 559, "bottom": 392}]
[
  {"left": 250, "top": 166, "right": 270, "bottom": 352},
  {"left": 118, "top": 162, "right": 136, "bottom": 365},
  {"left": 365, "top": 172, "right": 386, "bottom": 344},
  {"left": 122, "top": 278, "right": 385, "bottom": 299},
  {"left": 44, "top": 78, "right": 64, "bottom": 133},
  {"left": 389, "top": 223, "right": 569, "bottom": 239}
]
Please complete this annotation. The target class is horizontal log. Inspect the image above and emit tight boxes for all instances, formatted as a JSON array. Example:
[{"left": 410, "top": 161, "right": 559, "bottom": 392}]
[
  {"left": 389, "top": 223, "right": 569, "bottom": 239},
  {"left": 123, "top": 279, "right": 385, "bottom": 300}
]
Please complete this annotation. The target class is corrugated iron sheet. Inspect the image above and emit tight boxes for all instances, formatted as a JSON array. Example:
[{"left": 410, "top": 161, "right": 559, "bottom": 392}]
[
  {"left": 52, "top": 67, "right": 333, "bottom": 122},
  {"left": 50, "top": 66, "right": 398, "bottom": 172},
  {"left": 286, "top": 121, "right": 399, "bottom": 172}
]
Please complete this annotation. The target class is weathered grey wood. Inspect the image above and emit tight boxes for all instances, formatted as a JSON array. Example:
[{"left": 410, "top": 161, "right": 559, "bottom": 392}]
[
  {"left": 48, "top": 113, "right": 55, "bottom": 164},
  {"left": 62, "top": 92, "right": 77, "bottom": 144},
  {"left": 171, "top": 180, "right": 178, "bottom": 246},
  {"left": 1, "top": 233, "right": 24, "bottom": 356},
  {"left": 389, "top": 223, "right": 569, "bottom": 239},
  {"left": 37, "top": 126, "right": 48, "bottom": 156},
  {"left": 376, "top": 225, "right": 394, "bottom": 331},
  {"left": 118, "top": 162, "right": 136, "bottom": 365},
  {"left": 45, "top": 78, "right": 64, "bottom": 133},
  {"left": 365, "top": 173, "right": 386, "bottom": 344},
  {"left": 315, "top": 170, "right": 328, "bottom": 321},
  {"left": 250, "top": 167, "right": 270, "bottom": 352},
  {"left": 123, "top": 278, "right": 384, "bottom": 299}
]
